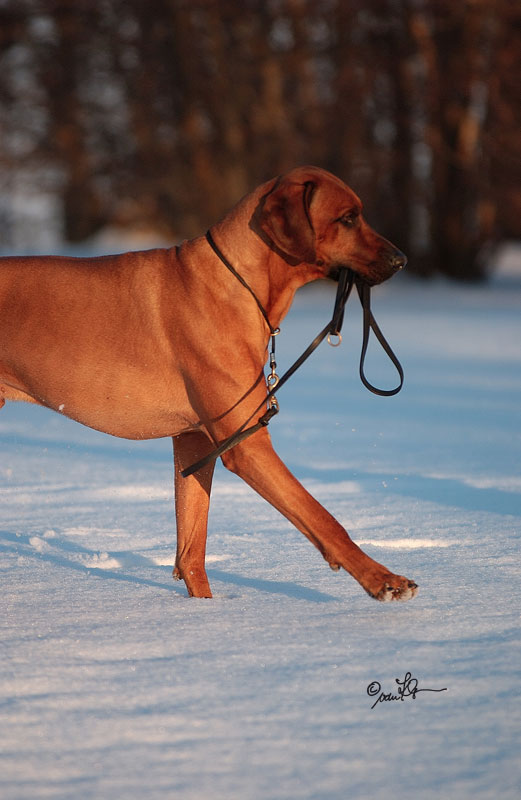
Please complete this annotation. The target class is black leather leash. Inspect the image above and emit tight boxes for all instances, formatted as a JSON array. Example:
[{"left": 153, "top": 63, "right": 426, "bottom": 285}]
[{"left": 181, "top": 232, "right": 403, "bottom": 478}]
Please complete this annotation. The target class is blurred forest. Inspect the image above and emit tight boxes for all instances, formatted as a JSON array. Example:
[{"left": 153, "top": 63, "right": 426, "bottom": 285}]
[{"left": 0, "top": 0, "right": 520, "bottom": 279}]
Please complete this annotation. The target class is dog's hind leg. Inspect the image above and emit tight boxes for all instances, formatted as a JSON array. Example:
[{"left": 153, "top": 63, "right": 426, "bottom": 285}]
[{"left": 172, "top": 431, "right": 216, "bottom": 598}]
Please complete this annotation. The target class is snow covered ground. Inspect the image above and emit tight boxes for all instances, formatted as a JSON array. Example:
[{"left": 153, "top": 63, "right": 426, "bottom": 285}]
[{"left": 1, "top": 266, "right": 520, "bottom": 799}]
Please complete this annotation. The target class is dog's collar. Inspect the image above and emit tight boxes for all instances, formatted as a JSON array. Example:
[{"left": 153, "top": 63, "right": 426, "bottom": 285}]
[
  {"left": 206, "top": 228, "right": 281, "bottom": 401},
  {"left": 206, "top": 230, "right": 279, "bottom": 337}
]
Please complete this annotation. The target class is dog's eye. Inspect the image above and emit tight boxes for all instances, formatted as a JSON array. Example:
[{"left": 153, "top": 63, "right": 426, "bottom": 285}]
[{"left": 339, "top": 212, "right": 359, "bottom": 228}]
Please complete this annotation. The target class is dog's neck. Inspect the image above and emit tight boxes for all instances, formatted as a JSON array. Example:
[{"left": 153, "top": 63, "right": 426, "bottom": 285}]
[{"left": 210, "top": 192, "right": 323, "bottom": 331}]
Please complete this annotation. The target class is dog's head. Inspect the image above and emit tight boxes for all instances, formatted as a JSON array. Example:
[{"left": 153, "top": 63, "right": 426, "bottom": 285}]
[{"left": 251, "top": 166, "right": 406, "bottom": 285}]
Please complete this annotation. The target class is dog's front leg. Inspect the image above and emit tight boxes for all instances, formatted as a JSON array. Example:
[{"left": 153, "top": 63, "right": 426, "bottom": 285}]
[
  {"left": 172, "top": 431, "right": 216, "bottom": 598},
  {"left": 221, "top": 428, "right": 418, "bottom": 602}
]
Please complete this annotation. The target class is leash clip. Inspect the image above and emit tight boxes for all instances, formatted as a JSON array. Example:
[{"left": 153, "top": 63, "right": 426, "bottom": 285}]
[
  {"left": 268, "top": 352, "right": 280, "bottom": 389},
  {"left": 267, "top": 360, "right": 279, "bottom": 412},
  {"left": 267, "top": 332, "right": 280, "bottom": 400}
]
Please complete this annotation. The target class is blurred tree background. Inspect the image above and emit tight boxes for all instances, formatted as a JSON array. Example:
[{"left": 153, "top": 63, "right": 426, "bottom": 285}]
[{"left": 0, "top": 0, "right": 520, "bottom": 279}]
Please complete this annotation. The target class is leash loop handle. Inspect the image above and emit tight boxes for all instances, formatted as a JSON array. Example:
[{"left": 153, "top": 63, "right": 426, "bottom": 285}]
[{"left": 357, "top": 282, "right": 404, "bottom": 397}]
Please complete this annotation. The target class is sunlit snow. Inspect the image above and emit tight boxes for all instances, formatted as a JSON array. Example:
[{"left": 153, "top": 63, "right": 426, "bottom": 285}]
[{"left": 2, "top": 268, "right": 520, "bottom": 799}]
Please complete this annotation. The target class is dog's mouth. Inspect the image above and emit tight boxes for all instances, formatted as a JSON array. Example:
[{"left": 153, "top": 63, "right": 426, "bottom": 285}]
[
  {"left": 328, "top": 266, "right": 347, "bottom": 283},
  {"left": 329, "top": 251, "right": 407, "bottom": 287},
  {"left": 329, "top": 265, "right": 374, "bottom": 287}
]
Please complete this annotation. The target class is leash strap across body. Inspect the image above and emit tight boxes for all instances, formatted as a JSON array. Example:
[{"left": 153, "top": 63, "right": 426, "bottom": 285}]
[{"left": 181, "top": 234, "right": 403, "bottom": 478}]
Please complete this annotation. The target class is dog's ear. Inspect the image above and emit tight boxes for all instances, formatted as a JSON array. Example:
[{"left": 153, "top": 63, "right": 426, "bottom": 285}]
[{"left": 256, "top": 180, "right": 316, "bottom": 264}]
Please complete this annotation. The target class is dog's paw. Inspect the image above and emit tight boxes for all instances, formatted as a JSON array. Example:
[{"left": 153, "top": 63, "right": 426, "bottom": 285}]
[
  {"left": 173, "top": 564, "right": 213, "bottom": 598},
  {"left": 369, "top": 574, "right": 418, "bottom": 602}
]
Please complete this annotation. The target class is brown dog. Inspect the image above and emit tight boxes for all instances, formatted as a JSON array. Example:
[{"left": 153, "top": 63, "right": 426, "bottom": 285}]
[{"left": 0, "top": 166, "right": 418, "bottom": 602}]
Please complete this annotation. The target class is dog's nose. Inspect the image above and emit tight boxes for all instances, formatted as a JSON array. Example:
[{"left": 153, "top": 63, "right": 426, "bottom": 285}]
[{"left": 389, "top": 251, "right": 407, "bottom": 271}]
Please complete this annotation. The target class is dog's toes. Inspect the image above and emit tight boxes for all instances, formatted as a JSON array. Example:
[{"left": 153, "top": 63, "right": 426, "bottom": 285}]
[{"left": 371, "top": 575, "right": 419, "bottom": 602}]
